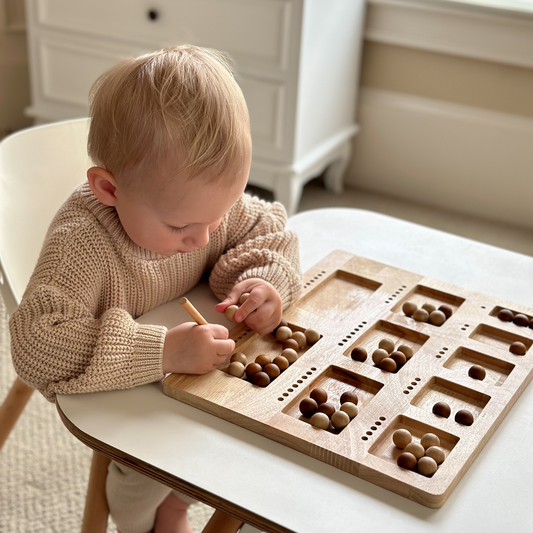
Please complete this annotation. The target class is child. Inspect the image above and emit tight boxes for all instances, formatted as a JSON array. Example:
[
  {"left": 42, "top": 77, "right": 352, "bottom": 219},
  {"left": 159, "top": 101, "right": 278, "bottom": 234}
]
[{"left": 9, "top": 46, "right": 302, "bottom": 533}]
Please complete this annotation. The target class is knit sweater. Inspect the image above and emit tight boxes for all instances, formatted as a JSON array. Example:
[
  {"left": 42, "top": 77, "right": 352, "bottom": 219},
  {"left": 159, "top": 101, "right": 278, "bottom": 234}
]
[{"left": 9, "top": 182, "right": 302, "bottom": 401}]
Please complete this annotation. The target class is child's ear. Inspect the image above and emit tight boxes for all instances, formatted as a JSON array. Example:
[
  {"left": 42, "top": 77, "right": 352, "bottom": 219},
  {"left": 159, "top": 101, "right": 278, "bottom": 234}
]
[{"left": 87, "top": 167, "right": 118, "bottom": 206}]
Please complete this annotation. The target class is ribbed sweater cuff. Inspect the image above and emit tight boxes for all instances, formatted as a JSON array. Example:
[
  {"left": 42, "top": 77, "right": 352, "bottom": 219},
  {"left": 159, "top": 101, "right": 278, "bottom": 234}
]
[{"left": 131, "top": 323, "right": 167, "bottom": 385}]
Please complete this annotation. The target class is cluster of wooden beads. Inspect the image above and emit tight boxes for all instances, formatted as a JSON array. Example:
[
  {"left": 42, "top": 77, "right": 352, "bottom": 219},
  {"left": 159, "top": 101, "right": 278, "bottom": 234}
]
[
  {"left": 432, "top": 401, "right": 474, "bottom": 426},
  {"left": 351, "top": 339, "right": 414, "bottom": 374},
  {"left": 228, "top": 351, "right": 291, "bottom": 387},
  {"left": 299, "top": 388, "right": 359, "bottom": 431},
  {"left": 393, "top": 429, "right": 446, "bottom": 477},
  {"left": 497, "top": 308, "right": 533, "bottom": 329},
  {"left": 224, "top": 293, "right": 251, "bottom": 322},
  {"left": 402, "top": 301, "right": 453, "bottom": 326},
  {"left": 274, "top": 320, "right": 320, "bottom": 352}
]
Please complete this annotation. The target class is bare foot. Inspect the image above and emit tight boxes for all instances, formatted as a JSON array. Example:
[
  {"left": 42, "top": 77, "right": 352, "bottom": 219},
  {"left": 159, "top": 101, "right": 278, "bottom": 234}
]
[{"left": 154, "top": 493, "right": 194, "bottom": 533}]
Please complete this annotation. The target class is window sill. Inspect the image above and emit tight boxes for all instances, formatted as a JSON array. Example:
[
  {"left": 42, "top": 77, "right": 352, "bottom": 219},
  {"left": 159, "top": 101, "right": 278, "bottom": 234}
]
[{"left": 365, "top": 0, "right": 533, "bottom": 68}]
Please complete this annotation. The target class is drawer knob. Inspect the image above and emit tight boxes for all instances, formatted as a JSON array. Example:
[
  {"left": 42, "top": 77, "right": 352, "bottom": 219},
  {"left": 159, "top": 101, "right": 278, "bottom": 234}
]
[{"left": 147, "top": 9, "right": 159, "bottom": 21}]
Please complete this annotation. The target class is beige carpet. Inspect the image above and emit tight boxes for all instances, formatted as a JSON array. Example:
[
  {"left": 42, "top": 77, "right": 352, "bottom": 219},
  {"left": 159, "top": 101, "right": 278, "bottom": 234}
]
[{"left": 0, "top": 296, "right": 214, "bottom": 532}]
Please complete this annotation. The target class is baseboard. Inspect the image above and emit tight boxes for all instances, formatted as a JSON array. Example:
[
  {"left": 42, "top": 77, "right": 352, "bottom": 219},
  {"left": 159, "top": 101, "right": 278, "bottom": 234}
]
[{"left": 347, "top": 88, "right": 533, "bottom": 229}]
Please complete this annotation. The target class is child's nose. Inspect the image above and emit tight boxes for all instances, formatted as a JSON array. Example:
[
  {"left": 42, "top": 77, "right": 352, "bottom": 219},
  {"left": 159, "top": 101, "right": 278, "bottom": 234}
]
[{"left": 187, "top": 226, "right": 210, "bottom": 248}]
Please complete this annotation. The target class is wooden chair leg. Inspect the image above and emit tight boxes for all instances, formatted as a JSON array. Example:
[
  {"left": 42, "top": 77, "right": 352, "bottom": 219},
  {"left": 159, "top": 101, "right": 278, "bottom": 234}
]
[
  {"left": 202, "top": 509, "right": 244, "bottom": 533},
  {"left": 0, "top": 376, "right": 34, "bottom": 449},
  {"left": 81, "top": 450, "right": 111, "bottom": 533}
]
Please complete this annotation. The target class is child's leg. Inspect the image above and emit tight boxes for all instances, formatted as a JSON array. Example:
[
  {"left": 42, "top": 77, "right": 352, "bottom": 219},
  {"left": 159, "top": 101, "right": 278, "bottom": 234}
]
[{"left": 153, "top": 492, "right": 194, "bottom": 533}]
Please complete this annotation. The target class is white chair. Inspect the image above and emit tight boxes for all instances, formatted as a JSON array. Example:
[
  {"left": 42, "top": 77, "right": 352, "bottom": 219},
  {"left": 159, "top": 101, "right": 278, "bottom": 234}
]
[{"left": 0, "top": 118, "right": 243, "bottom": 533}]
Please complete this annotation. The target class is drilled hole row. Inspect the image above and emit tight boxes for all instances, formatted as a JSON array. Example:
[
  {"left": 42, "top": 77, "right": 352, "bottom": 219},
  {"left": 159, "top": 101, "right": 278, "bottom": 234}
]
[
  {"left": 435, "top": 346, "right": 449, "bottom": 359},
  {"left": 385, "top": 285, "right": 407, "bottom": 304},
  {"left": 338, "top": 321, "right": 368, "bottom": 347},
  {"left": 277, "top": 367, "right": 318, "bottom": 401},
  {"left": 304, "top": 270, "right": 327, "bottom": 289},
  {"left": 402, "top": 377, "right": 422, "bottom": 395},
  {"left": 361, "top": 416, "right": 387, "bottom": 440},
  {"left": 460, "top": 324, "right": 470, "bottom": 331},
  {"left": 234, "top": 328, "right": 253, "bottom": 342}
]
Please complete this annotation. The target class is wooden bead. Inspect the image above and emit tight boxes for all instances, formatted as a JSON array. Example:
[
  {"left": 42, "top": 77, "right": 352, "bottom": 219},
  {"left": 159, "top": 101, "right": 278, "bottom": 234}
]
[
  {"left": 455, "top": 409, "right": 474, "bottom": 426},
  {"left": 402, "top": 301, "right": 417, "bottom": 317},
  {"left": 429, "top": 310, "right": 447, "bottom": 326},
  {"left": 227, "top": 361, "right": 245, "bottom": 378},
  {"left": 263, "top": 363, "right": 280, "bottom": 379},
  {"left": 422, "top": 303, "right": 437, "bottom": 314},
  {"left": 420, "top": 433, "right": 440, "bottom": 449},
  {"left": 498, "top": 308, "right": 514, "bottom": 322},
  {"left": 239, "top": 292, "right": 250, "bottom": 305},
  {"left": 413, "top": 308, "right": 430, "bottom": 322},
  {"left": 310, "top": 412, "right": 330, "bottom": 430},
  {"left": 275, "top": 326, "right": 293, "bottom": 342},
  {"left": 379, "top": 357, "right": 397, "bottom": 373},
  {"left": 397, "top": 344, "right": 414, "bottom": 359},
  {"left": 305, "top": 328, "right": 320, "bottom": 344},
  {"left": 290, "top": 331, "right": 307, "bottom": 348},
  {"left": 510, "top": 341, "right": 527, "bottom": 355},
  {"left": 245, "top": 362, "right": 262, "bottom": 378},
  {"left": 281, "top": 348, "right": 298, "bottom": 364},
  {"left": 378, "top": 338, "right": 395, "bottom": 354},
  {"left": 331, "top": 410, "right": 350, "bottom": 430},
  {"left": 252, "top": 371, "right": 270, "bottom": 387},
  {"left": 372, "top": 348, "right": 389, "bottom": 365},
  {"left": 351, "top": 347, "right": 367, "bottom": 362},
  {"left": 397, "top": 452, "right": 417, "bottom": 471},
  {"left": 392, "top": 429, "right": 412, "bottom": 449},
  {"left": 438, "top": 304, "right": 453, "bottom": 318},
  {"left": 340, "top": 402, "right": 359, "bottom": 419},
  {"left": 230, "top": 352, "right": 247, "bottom": 365},
  {"left": 432, "top": 401, "right": 451, "bottom": 418},
  {"left": 417, "top": 456, "right": 438, "bottom": 477},
  {"left": 282, "top": 339, "right": 300, "bottom": 351},
  {"left": 340, "top": 391, "right": 359, "bottom": 405},
  {"left": 468, "top": 364, "right": 486, "bottom": 380},
  {"left": 225, "top": 304, "right": 239, "bottom": 322},
  {"left": 404, "top": 442, "right": 425, "bottom": 460},
  {"left": 318, "top": 402, "right": 336, "bottom": 418},
  {"left": 272, "top": 355, "right": 289, "bottom": 371},
  {"left": 390, "top": 351, "right": 407, "bottom": 366},
  {"left": 310, "top": 388, "right": 328, "bottom": 405},
  {"left": 255, "top": 354, "right": 271, "bottom": 367},
  {"left": 299, "top": 398, "right": 318, "bottom": 417},
  {"left": 425, "top": 446, "right": 446, "bottom": 465},
  {"left": 513, "top": 313, "right": 529, "bottom": 327},
  {"left": 276, "top": 319, "right": 289, "bottom": 329}
]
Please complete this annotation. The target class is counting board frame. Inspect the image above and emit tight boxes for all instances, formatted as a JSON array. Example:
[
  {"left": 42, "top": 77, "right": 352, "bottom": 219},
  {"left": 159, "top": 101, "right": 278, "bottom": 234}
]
[{"left": 163, "top": 250, "right": 533, "bottom": 508}]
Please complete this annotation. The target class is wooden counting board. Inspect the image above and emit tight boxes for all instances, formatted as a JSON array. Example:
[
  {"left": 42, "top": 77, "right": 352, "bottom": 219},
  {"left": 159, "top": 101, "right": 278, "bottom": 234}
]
[{"left": 163, "top": 250, "right": 533, "bottom": 508}]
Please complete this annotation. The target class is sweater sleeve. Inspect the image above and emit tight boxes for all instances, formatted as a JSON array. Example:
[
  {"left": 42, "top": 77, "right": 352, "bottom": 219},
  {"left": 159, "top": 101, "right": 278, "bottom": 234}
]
[
  {"left": 9, "top": 284, "right": 166, "bottom": 402},
  {"left": 209, "top": 194, "right": 302, "bottom": 308}
]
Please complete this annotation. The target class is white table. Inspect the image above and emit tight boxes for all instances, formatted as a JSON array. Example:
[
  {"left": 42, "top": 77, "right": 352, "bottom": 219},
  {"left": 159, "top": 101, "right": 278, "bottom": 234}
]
[{"left": 57, "top": 209, "right": 533, "bottom": 533}]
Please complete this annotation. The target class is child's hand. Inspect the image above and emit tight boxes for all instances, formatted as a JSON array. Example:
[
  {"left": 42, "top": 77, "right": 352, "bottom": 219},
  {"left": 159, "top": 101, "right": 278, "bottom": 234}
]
[
  {"left": 162, "top": 322, "right": 235, "bottom": 374},
  {"left": 215, "top": 278, "right": 282, "bottom": 336}
]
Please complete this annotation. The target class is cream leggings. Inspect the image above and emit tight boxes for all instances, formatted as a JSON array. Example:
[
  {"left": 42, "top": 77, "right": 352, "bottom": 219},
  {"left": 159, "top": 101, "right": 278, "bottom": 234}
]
[{"left": 106, "top": 460, "right": 196, "bottom": 533}]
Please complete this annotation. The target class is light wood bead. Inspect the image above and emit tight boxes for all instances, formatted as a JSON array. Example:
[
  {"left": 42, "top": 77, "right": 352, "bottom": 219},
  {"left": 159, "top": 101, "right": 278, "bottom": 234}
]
[
  {"left": 255, "top": 354, "right": 271, "bottom": 367},
  {"left": 290, "top": 331, "right": 307, "bottom": 348},
  {"left": 397, "top": 344, "right": 414, "bottom": 359},
  {"left": 413, "top": 308, "right": 430, "bottom": 322},
  {"left": 372, "top": 348, "right": 389, "bottom": 365},
  {"left": 227, "top": 362, "right": 245, "bottom": 378},
  {"left": 422, "top": 303, "right": 437, "bottom": 313},
  {"left": 378, "top": 338, "right": 395, "bottom": 354},
  {"left": 230, "top": 352, "right": 247, "bottom": 365},
  {"left": 429, "top": 310, "right": 447, "bottom": 326},
  {"left": 397, "top": 452, "right": 417, "bottom": 471},
  {"left": 417, "top": 456, "right": 438, "bottom": 477},
  {"left": 239, "top": 293, "right": 250, "bottom": 305},
  {"left": 331, "top": 410, "right": 350, "bottom": 430},
  {"left": 275, "top": 326, "right": 293, "bottom": 342},
  {"left": 310, "top": 412, "right": 331, "bottom": 430},
  {"left": 305, "top": 328, "right": 320, "bottom": 344},
  {"left": 425, "top": 446, "right": 446, "bottom": 465},
  {"left": 281, "top": 348, "right": 298, "bottom": 364},
  {"left": 402, "top": 301, "right": 417, "bottom": 317},
  {"left": 404, "top": 442, "right": 425, "bottom": 460},
  {"left": 340, "top": 402, "right": 358, "bottom": 419},
  {"left": 392, "top": 429, "right": 412, "bottom": 449},
  {"left": 420, "top": 433, "right": 440, "bottom": 449},
  {"left": 225, "top": 305, "right": 239, "bottom": 322}
]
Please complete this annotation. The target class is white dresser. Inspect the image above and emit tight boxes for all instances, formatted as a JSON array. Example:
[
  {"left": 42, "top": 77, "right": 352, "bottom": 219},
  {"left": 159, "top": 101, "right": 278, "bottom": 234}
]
[{"left": 24, "top": 0, "right": 365, "bottom": 214}]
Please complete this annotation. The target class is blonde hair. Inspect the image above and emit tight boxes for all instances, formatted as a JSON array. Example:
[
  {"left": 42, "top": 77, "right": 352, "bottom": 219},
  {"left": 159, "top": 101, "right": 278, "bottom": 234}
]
[{"left": 87, "top": 46, "right": 251, "bottom": 190}]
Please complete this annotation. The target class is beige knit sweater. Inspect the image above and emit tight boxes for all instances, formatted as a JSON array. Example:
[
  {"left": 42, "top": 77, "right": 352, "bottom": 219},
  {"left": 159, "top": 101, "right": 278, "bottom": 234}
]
[{"left": 9, "top": 182, "right": 302, "bottom": 401}]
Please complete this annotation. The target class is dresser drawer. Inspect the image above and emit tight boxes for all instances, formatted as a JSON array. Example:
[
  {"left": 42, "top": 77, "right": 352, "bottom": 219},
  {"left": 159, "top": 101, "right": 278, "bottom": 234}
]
[{"left": 32, "top": 0, "right": 298, "bottom": 78}]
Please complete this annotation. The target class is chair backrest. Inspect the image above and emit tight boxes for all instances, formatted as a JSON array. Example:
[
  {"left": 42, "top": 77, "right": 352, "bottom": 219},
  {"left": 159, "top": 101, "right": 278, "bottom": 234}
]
[{"left": 0, "top": 118, "right": 90, "bottom": 316}]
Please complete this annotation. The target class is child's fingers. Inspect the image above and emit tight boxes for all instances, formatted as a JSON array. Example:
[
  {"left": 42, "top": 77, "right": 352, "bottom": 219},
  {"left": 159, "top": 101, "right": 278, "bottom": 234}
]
[
  {"left": 215, "top": 338, "right": 236, "bottom": 355},
  {"left": 215, "top": 285, "right": 243, "bottom": 313},
  {"left": 209, "top": 324, "right": 230, "bottom": 339},
  {"left": 234, "top": 291, "right": 263, "bottom": 322}
]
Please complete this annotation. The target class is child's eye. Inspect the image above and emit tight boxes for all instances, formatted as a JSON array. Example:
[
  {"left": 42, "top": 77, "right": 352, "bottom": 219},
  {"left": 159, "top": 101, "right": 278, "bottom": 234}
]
[{"left": 169, "top": 225, "right": 188, "bottom": 233}]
